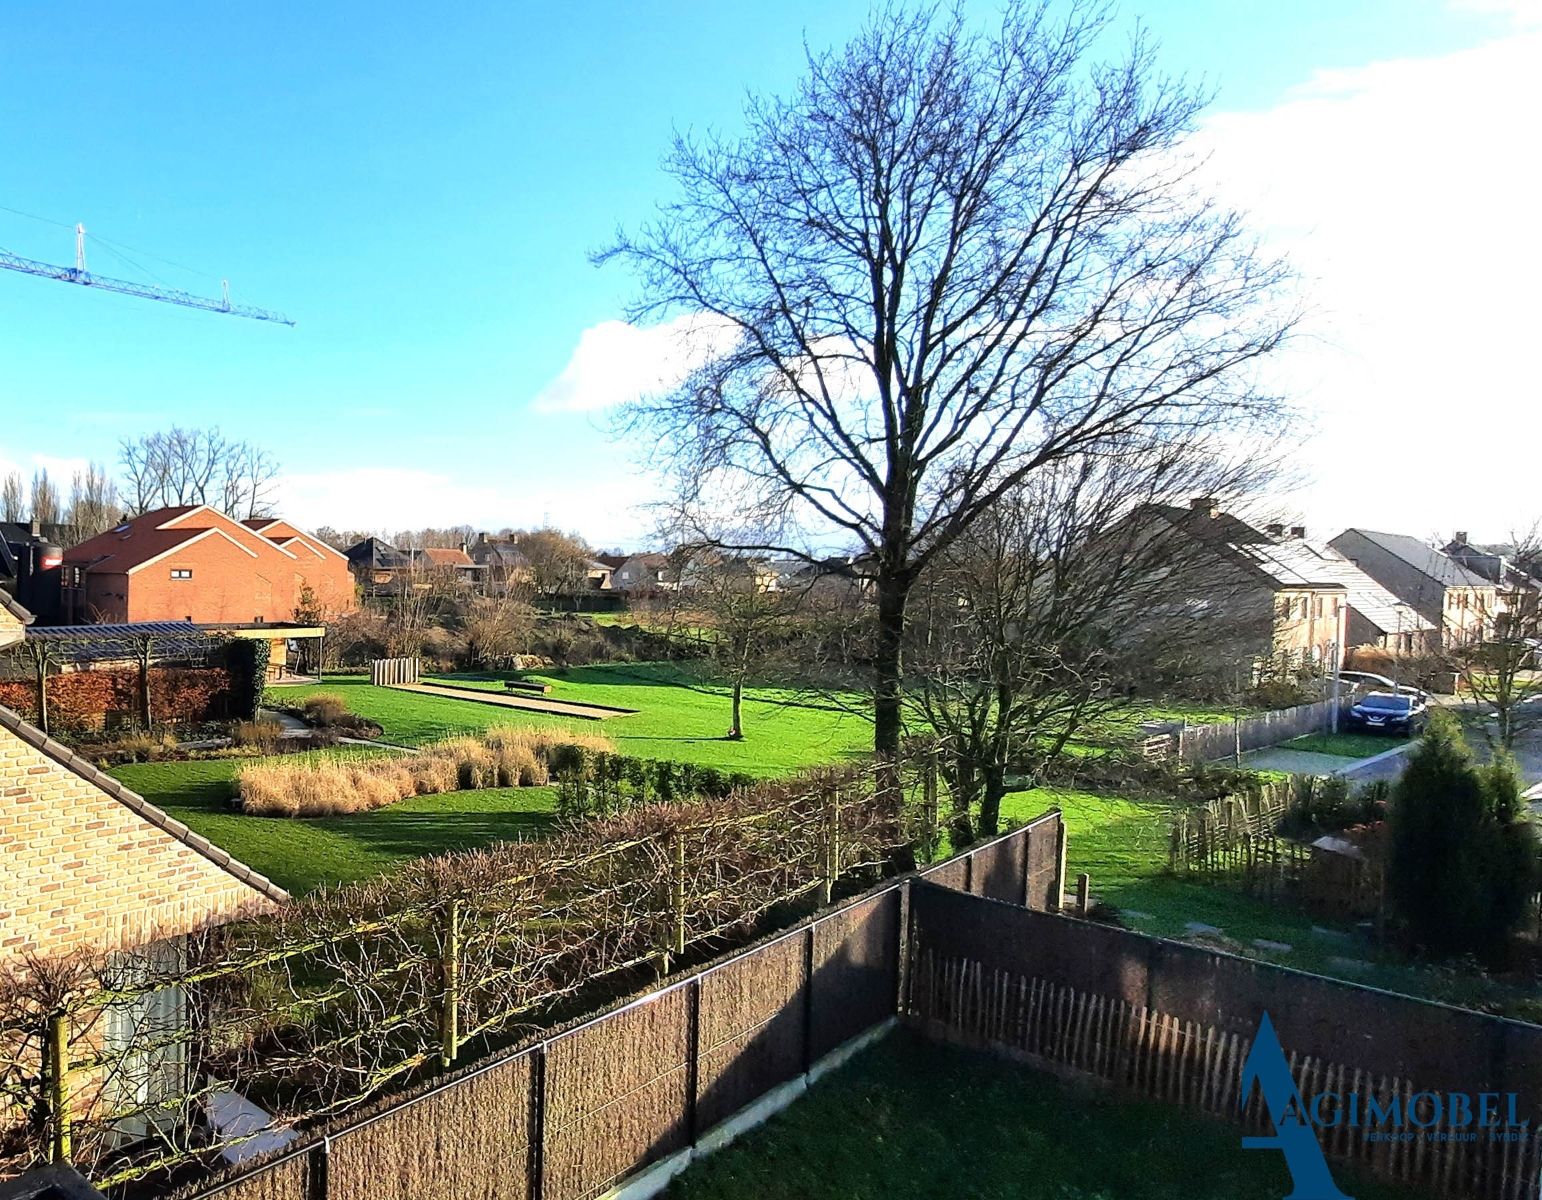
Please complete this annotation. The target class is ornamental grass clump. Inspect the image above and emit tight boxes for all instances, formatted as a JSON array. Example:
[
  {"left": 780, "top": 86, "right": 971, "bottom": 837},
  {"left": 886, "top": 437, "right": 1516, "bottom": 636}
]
[{"left": 235, "top": 725, "right": 617, "bottom": 816}]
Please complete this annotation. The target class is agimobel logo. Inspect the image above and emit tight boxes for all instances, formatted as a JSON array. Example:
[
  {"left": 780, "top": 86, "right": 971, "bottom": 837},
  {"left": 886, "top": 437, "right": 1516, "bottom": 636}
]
[
  {"left": 1240, "top": 1013, "right": 1351, "bottom": 1199},
  {"left": 1239, "top": 1011, "right": 1530, "bottom": 1200}
]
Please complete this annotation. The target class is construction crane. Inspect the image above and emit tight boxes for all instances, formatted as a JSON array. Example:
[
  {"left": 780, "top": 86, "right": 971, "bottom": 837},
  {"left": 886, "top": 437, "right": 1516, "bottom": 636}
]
[{"left": 0, "top": 222, "right": 294, "bottom": 326}]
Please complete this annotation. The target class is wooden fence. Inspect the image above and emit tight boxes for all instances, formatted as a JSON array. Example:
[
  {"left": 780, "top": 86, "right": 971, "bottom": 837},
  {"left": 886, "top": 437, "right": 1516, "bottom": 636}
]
[
  {"left": 369, "top": 657, "right": 419, "bottom": 686},
  {"left": 1152, "top": 698, "right": 1338, "bottom": 763},
  {"left": 171, "top": 816, "right": 1066, "bottom": 1200},
  {"left": 907, "top": 883, "right": 1542, "bottom": 1200}
]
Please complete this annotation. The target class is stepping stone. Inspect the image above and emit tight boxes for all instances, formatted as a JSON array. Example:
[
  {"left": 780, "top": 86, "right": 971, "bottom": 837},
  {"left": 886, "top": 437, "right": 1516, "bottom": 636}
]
[
  {"left": 1183, "top": 922, "right": 1223, "bottom": 936},
  {"left": 1252, "top": 939, "right": 1293, "bottom": 953},
  {"left": 1327, "top": 956, "right": 1373, "bottom": 975},
  {"left": 1122, "top": 910, "right": 1153, "bottom": 920},
  {"left": 1311, "top": 926, "right": 1350, "bottom": 941}
]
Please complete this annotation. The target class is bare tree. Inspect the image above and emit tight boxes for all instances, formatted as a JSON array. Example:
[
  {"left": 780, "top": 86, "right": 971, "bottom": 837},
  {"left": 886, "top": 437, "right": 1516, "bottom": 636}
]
[
  {"left": 118, "top": 426, "right": 280, "bottom": 517},
  {"left": 0, "top": 472, "right": 23, "bottom": 522},
  {"left": 512, "top": 528, "right": 596, "bottom": 598},
  {"left": 461, "top": 594, "right": 538, "bottom": 669},
  {"left": 908, "top": 442, "right": 1268, "bottom": 838},
  {"left": 28, "top": 470, "right": 60, "bottom": 527},
  {"left": 1453, "top": 524, "right": 1542, "bottom": 750},
  {"left": 605, "top": 1, "right": 1292, "bottom": 762},
  {"left": 678, "top": 546, "right": 803, "bottom": 739},
  {"left": 64, "top": 463, "right": 121, "bottom": 541}
]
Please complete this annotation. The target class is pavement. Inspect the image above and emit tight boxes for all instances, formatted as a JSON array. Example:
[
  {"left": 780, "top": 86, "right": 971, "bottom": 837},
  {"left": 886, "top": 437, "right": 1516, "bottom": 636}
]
[{"left": 1239, "top": 742, "right": 1414, "bottom": 780}]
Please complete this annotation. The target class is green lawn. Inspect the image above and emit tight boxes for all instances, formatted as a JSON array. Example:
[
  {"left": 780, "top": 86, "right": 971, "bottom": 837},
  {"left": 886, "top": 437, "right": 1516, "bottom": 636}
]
[
  {"left": 1282, "top": 731, "right": 1409, "bottom": 758},
  {"left": 109, "top": 752, "right": 559, "bottom": 894},
  {"left": 280, "top": 663, "right": 872, "bottom": 775},
  {"left": 666, "top": 1032, "right": 1422, "bottom": 1200},
  {"left": 999, "top": 786, "right": 1541, "bottom": 1021}
]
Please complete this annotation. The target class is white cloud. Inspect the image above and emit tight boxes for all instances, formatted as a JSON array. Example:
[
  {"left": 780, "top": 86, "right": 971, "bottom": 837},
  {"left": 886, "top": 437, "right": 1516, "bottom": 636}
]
[
  {"left": 277, "top": 466, "right": 657, "bottom": 544},
  {"left": 530, "top": 313, "right": 738, "bottom": 413},
  {"left": 1193, "top": 24, "right": 1542, "bottom": 541},
  {"left": 1446, "top": 0, "right": 1542, "bottom": 26}
]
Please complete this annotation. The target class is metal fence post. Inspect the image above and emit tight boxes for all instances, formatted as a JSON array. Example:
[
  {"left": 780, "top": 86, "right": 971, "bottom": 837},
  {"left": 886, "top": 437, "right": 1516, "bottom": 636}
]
[
  {"left": 45, "top": 1010, "right": 71, "bottom": 1163},
  {"left": 822, "top": 789, "right": 842, "bottom": 905},
  {"left": 439, "top": 898, "right": 462, "bottom": 1068},
  {"left": 672, "top": 831, "right": 688, "bottom": 962}
]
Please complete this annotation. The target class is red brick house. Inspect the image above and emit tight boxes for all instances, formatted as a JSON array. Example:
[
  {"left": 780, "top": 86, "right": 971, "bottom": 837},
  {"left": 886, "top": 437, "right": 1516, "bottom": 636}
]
[{"left": 59, "top": 506, "right": 355, "bottom": 625}]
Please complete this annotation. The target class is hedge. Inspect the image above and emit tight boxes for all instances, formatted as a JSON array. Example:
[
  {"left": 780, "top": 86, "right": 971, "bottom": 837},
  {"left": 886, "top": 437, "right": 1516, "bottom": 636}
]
[{"left": 0, "top": 666, "right": 235, "bottom": 732}]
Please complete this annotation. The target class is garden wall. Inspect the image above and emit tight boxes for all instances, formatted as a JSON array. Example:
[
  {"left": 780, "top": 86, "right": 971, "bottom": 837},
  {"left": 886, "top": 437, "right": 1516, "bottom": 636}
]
[
  {"left": 0, "top": 667, "right": 234, "bottom": 732},
  {"left": 907, "top": 882, "right": 1542, "bottom": 1200}
]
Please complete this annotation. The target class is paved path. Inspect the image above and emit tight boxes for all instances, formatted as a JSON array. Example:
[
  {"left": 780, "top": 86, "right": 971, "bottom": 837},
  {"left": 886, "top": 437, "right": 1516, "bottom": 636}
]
[
  {"left": 389, "top": 681, "right": 635, "bottom": 722},
  {"left": 1240, "top": 742, "right": 1415, "bottom": 780}
]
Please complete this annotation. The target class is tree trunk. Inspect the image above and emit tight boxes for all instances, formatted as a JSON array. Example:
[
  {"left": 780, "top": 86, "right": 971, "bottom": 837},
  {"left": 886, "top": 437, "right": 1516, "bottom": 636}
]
[
  {"left": 138, "top": 653, "right": 153, "bottom": 731},
  {"left": 728, "top": 677, "right": 744, "bottom": 740},
  {"left": 873, "top": 570, "right": 908, "bottom": 758},
  {"left": 977, "top": 764, "right": 1007, "bottom": 840}
]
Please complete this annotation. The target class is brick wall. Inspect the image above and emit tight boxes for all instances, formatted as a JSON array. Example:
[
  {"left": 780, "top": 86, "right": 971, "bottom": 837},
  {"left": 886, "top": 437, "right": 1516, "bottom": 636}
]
[{"left": 0, "top": 710, "right": 283, "bottom": 961}]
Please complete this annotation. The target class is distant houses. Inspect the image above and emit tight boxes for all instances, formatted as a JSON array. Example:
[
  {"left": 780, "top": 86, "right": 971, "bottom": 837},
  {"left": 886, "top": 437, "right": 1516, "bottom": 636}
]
[
  {"left": 1329, "top": 529, "right": 1498, "bottom": 649},
  {"left": 58, "top": 506, "right": 354, "bottom": 625}
]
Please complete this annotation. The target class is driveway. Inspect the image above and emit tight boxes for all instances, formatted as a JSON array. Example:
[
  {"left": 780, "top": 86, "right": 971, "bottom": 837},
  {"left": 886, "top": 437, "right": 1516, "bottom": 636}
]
[{"left": 1240, "top": 743, "right": 1413, "bottom": 780}]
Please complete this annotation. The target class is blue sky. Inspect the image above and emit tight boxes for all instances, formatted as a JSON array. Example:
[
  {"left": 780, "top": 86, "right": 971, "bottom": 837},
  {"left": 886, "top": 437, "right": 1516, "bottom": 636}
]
[{"left": 1, "top": 1, "right": 1536, "bottom": 544}]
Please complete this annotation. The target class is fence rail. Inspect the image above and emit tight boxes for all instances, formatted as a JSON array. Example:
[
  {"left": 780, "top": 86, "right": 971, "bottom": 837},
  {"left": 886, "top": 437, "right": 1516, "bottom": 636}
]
[
  {"left": 907, "top": 883, "right": 1542, "bottom": 1200},
  {"left": 173, "top": 815, "right": 1065, "bottom": 1200},
  {"left": 369, "top": 657, "right": 419, "bottom": 686}
]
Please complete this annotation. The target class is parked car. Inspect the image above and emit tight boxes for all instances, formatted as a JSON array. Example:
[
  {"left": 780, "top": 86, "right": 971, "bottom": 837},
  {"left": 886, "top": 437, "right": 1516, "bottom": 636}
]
[{"left": 1344, "top": 690, "right": 1429, "bottom": 735}]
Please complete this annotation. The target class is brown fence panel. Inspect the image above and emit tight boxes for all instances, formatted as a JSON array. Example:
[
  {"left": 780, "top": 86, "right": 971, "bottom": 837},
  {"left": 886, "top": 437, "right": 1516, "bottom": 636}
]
[
  {"left": 808, "top": 890, "right": 901, "bottom": 1060},
  {"left": 695, "top": 932, "right": 807, "bottom": 1132},
  {"left": 326, "top": 1052, "right": 535, "bottom": 1200},
  {"left": 542, "top": 986, "right": 693, "bottom": 1200},
  {"left": 185, "top": 1152, "right": 312, "bottom": 1200},
  {"left": 908, "top": 885, "right": 1542, "bottom": 1200},
  {"left": 968, "top": 832, "right": 1027, "bottom": 906},
  {"left": 920, "top": 857, "right": 968, "bottom": 890},
  {"left": 1025, "top": 815, "right": 1062, "bottom": 912}
]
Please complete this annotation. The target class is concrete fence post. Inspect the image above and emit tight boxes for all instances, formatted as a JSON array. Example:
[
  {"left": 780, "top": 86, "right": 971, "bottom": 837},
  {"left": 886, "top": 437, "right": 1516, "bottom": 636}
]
[
  {"left": 439, "top": 898, "right": 462, "bottom": 1069},
  {"left": 1053, "top": 819, "right": 1068, "bottom": 911}
]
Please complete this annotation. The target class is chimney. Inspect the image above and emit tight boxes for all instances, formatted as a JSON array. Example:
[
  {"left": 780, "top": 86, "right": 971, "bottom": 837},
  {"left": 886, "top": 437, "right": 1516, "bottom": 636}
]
[
  {"left": 29, "top": 517, "right": 39, "bottom": 538},
  {"left": 1290, "top": 525, "right": 1306, "bottom": 539},
  {"left": 1454, "top": 531, "right": 1469, "bottom": 546},
  {"left": 1265, "top": 523, "right": 1285, "bottom": 538},
  {"left": 478, "top": 531, "right": 488, "bottom": 545},
  {"left": 1188, "top": 496, "right": 1219, "bottom": 519}
]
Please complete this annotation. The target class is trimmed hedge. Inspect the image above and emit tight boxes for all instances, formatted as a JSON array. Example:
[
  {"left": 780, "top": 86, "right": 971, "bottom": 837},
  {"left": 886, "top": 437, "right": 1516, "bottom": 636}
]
[
  {"left": 555, "top": 748, "right": 757, "bottom": 821},
  {"left": 0, "top": 667, "right": 234, "bottom": 732}
]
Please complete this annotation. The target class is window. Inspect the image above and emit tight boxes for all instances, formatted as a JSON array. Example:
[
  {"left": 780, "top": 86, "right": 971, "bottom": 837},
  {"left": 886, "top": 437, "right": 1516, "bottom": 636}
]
[
  {"left": 170, "top": 568, "right": 193, "bottom": 580},
  {"left": 1297, "top": 597, "right": 1308, "bottom": 619}
]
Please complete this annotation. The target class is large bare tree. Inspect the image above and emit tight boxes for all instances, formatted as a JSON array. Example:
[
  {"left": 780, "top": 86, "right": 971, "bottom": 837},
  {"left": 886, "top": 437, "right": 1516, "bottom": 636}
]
[
  {"left": 63, "top": 463, "right": 121, "bottom": 541},
  {"left": 909, "top": 441, "right": 1271, "bottom": 839},
  {"left": 118, "top": 426, "right": 280, "bottom": 518},
  {"left": 605, "top": 1, "right": 1293, "bottom": 760}
]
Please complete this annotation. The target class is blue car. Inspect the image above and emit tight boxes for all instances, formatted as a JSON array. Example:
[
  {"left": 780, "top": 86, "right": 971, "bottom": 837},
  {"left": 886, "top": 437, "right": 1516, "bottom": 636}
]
[{"left": 1344, "top": 691, "right": 1428, "bottom": 735}]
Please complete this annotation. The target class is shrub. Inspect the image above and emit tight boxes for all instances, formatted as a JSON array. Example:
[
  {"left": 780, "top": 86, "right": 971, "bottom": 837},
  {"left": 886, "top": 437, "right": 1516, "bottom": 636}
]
[
  {"left": 233, "top": 719, "right": 285, "bottom": 755},
  {"left": 234, "top": 726, "right": 618, "bottom": 816},
  {"left": 1387, "top": 712, "right": 1540, "bottom": 963},
  {"left": 108, "top": 729, "right": 181, "bottom": 763},
  {"left": 301, "top": 692, "right": 353, "bottom": 726}
]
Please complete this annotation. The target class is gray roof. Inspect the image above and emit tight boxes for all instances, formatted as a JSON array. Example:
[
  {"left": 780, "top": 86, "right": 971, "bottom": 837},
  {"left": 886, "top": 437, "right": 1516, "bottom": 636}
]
[
  {"left": 22, "top": 622, "right": 219, "bottom": 663},
  {"left": 1339, "top": 529, "right": 1494, "bottom": 589},
  {"left": 1291, "top": 542, "right": 1436, "bottom": 635}
]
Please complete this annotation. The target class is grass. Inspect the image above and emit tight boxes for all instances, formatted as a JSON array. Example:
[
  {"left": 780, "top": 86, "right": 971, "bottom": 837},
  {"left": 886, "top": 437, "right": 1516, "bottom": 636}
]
[
  {"left": 999, "top": 785, "right": 1542, "bottom": 1022},
  {"left": 665, "top": 1032, "right": 1421, "bottom": 1200},
  {"left": 109, "top": 751, "right": 559, "bottom": 894},
  {"left": 1282, "top": 731, "right": 1410, "bottom": 758},
  {"left": 280, "top": 663, "right": 872, "bottom": 775}
]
